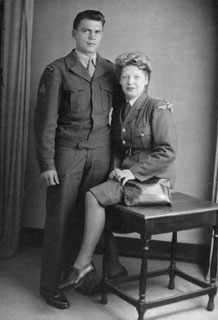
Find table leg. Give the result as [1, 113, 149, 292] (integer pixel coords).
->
[137, 231, 150, 320]
[168, 232, 177, 290]
[207, 220, 218, 311]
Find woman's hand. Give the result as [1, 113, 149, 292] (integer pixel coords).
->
[109, 168, 135, 186]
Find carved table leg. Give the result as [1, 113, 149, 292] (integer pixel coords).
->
[207, 219, 218, 311]
[168, 232, 177, 290]
[137, 231, 151, 320]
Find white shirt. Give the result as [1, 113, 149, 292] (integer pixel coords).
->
[75, 50, 97, 68]
[127, 95, 141, 107]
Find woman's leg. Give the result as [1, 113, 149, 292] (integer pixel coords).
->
[73, 191, 106, 269]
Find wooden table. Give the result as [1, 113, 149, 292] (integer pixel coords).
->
[101, 192, 218, 320]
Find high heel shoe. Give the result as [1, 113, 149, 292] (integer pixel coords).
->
[58, 262, 96, 290]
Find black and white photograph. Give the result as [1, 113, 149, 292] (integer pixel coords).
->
[0, 1, 218, 319]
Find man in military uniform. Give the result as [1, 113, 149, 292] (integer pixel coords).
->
[34, 10, 125, 309]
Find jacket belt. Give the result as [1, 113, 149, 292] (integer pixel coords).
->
[125, 147, 141, 156]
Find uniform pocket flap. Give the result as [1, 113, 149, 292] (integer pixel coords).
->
[99, 81, 113, 92]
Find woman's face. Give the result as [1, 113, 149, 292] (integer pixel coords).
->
[120, 65, 148, 100]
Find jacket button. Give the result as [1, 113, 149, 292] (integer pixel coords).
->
[122, 140, 126, 145]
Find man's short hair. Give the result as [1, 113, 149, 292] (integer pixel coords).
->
[73, 10, 105, 29]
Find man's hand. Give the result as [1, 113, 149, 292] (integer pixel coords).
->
[41, 170, 59, 186]
[109, 168, 135, 186]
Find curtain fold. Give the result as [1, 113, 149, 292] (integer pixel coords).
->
[0, 0, 34, 259]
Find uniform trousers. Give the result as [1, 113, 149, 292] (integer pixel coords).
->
[40, 144, 111, 291]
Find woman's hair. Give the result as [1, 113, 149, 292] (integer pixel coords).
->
[115, 52, 152, 81]
[73, 10, 105, 30]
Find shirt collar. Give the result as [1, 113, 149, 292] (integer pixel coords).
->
[75, 49, 97, 68]
[127, 95, 141, 107]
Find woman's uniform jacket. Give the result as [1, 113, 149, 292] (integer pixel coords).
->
[111, 91, 177, 188]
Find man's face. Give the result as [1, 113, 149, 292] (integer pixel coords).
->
[72, 19, 103, 56]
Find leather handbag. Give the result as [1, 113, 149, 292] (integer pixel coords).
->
[123, 178, 171, 206]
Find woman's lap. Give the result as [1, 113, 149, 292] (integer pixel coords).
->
[89, 180, 123, 207]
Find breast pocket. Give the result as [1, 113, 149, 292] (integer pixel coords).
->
[63, 83, 89, 113]
[100, 81, 113, 112]
[131, 126, 152, 149]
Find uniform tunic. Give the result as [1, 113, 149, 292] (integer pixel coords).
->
[34, 50, 123, 291]
[34, 49, 122, 172]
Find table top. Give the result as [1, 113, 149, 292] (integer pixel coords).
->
[113, 192, 218, 220]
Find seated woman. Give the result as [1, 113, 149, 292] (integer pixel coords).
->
[58, 51, 177, 290]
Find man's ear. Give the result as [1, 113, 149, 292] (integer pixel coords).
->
[72, 29, 76, 39]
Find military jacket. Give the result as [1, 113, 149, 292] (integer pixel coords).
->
[111, 92, 177, 188]
[34, 50, 123, 172]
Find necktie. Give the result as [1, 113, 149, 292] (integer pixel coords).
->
[87, 58, 95, 77]
[122, 102, 131, 121]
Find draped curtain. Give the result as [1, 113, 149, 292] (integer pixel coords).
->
[0, 0, 34, 259]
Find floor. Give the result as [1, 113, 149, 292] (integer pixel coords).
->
[0, 247, 217, 320]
